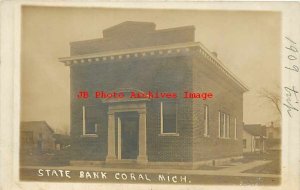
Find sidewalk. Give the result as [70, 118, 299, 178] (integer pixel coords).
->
[21, 160, 279, 178]
[218, 160, 271, 173]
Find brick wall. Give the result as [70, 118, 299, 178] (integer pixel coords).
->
[191, 55, 244, 161]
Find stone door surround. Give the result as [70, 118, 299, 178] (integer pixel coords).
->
[105, 101, 148, 163]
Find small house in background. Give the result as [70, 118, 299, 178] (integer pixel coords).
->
[266, 121, 281, 150]
[243, 124, 267, 153]
[20, 121, 55, 154]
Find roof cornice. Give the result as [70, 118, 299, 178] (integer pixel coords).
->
[58, 41, 248, 92]
[58, 42, 198, 66]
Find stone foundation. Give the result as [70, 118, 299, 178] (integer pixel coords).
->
[69, 156, 243, 169]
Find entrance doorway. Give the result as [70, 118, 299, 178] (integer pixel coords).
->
[117, 112, 139, 159]
[105, 98, 148, 163]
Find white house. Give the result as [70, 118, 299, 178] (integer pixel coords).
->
[243, 124, 267, 153]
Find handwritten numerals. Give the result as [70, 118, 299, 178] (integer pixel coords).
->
[285, 37, 299, 72]
[283, 37, 299, 118]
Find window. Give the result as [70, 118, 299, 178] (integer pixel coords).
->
[82, 106, 98, 135]
[204, 105, 209, 136]
[234, 118, 237, 139]
[218, 111, 225, 138]
[218, 111, 222, 137]
[222, 113, 226, 138]
[226, 114, 230, 138]
[243, 139, 246, 148]
[219, 111, 231, 138]
[161, 101, 177, 134]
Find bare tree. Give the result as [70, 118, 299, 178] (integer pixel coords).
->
[259, 87, 281, 116]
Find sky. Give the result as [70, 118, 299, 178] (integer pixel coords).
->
[21, 7, 281, 134]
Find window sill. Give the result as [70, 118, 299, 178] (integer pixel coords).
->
[218, 137, 231, 139]
[80, 134, 98, 138]
[158, 133, 179, 137]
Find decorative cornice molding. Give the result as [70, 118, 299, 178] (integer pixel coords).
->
[58, 42, 198, 66]
[59, 41, 248, 92]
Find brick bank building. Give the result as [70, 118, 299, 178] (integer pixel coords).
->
[59, 21, 248, 167]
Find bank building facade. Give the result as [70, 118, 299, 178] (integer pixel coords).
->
[59, 21, 248, 168]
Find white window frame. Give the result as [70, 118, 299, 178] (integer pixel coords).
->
[159, 102, 179, 136]
[218, 111, 221, 138]
[81, 105, 98, 137]
[234, 117, 237, 140]
[204, 105, 209, 137]
[219, 111, 232, 139]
